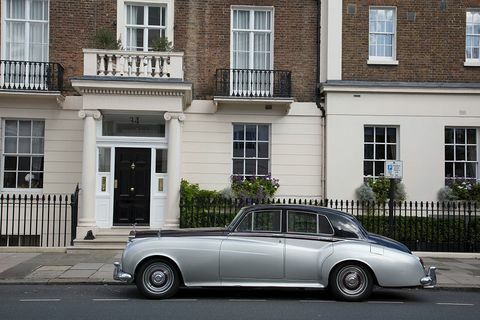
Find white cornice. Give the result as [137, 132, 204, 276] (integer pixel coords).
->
[322, 85, 480, 95]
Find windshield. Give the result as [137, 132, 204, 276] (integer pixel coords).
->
[227, 207, 246, 231]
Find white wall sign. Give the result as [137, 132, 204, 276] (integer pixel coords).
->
[384, 160, 403, 179]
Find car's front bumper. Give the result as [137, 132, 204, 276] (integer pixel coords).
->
[113, 262, 133, 282]
[420, 266, 437, 287]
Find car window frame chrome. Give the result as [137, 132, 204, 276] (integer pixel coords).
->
[234, 209, 283, 234]
[285, 209, 335, 237]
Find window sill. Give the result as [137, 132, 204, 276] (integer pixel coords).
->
[464, 60, 480, 67]
[367, 59, 399, 66]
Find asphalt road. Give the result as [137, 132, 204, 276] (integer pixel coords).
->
[0, 285, 478, 320]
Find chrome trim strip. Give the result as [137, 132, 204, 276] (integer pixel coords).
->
[420, 266, 437, 287]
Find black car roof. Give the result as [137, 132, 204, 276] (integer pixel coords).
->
[243, 204, 357, 221]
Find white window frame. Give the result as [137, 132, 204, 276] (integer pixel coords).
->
[117, 0, 174, 51]
[363, 125, 399, 179]
[232, 123, 271, 179]
[1, 119, 45, 191]
[444, 127, 479, 183]
[1, 0, 49, 62]
[465, 10, 480, 67]
[367, 6, 398, 65]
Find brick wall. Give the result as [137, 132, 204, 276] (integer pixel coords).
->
[175, 0, 318, 101]
[49, 0, 117, 93]
[342, 0, 480, 82]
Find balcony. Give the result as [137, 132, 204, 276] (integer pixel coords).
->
[0, 60, 64, 92]
[83, 49, 184, 80]
[71, 49, 192, 111]
[214, 68, 293, 113]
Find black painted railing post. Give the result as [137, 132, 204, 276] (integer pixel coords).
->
[70, 184, 80, 246]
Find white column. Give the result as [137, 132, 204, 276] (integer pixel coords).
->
[164, 112, 185, 228]
[77, 110, 101, 238]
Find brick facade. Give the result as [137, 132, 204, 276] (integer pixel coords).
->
[342, 0, 480, 82]
[175, 0, 318, 101]
[32, 0, 317, 100]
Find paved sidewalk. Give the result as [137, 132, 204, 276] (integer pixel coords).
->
[0, 249, 479, 289]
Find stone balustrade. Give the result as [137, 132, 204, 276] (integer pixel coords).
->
[83, 49, 184, 80]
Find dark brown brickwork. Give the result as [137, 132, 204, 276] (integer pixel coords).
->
[342, 0, 480, 82]
[1, 1, 317, 99]
[49, 0, 117, 93]
[174, 0, 318, 101]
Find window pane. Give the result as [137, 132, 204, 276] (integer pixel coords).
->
[32, 121, 45, 137]
[386, 144, 396, 160]
[364, 127, 374, 142]
[258, 125, 269, 141]
[5, 120, 18, 136]
[364, 161, 373, 176]
[467, 146, 477, 161]
[386, 128, 396, 143]
[288, 211, 317, 234]
[245, 159, 256, 175]
[466, 163, 477, 178]
[99, 148, 111, 172]
[148, 6, 161, 26]
[375, 144, 385, 159]
[31, 172, 43, 188]
[237, 212, 253, 231]
[445, 145, 454, 161]
[456, 146, 466, 161]
[245, 125, 257, 140]
[445, 128, 454, 143]
[233, 159, 244, 174]
[32, 157, 43, 171]
[233, 125, 244, 140]
[18, 138, 31, 153]
[32, 138, 44, 154]
[258, 142, 268, 158]
[318, 215, 333, 234]
[245, 142, 256, 157]
[18, 157, 31, 171]
[5, 137, 17, 153]
[455, 129, 465, 144]
[467, 129, 477, 144]
[375, 127, 385, 142]
[233, 142, 244, 157]
[4, 156, 17, 170]
[364, 144, 374, 159]
[254, 211, 281, 232]
[455, 163, 465, 177]
[3, 172, 17, 188]
[375, 161, 384, 177]
[445, 162, 454, 178]
[17, 171, 30, 188]
[257, 159, 268, 175]
[19, 120, 31, 136]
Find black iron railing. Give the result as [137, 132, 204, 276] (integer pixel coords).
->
[215, 68, 291, 98]
[0, 60, 64, 91]
[180, 197, 480, 253]
[0, 186, 79, 247]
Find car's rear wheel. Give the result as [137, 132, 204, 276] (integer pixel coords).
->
[136, 259, 180, 299]
[330, 263, 373, 301]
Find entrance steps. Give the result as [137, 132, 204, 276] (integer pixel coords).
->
[69, 227, 151, 251]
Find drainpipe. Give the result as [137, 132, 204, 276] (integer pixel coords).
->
[316, 0, 327, 200]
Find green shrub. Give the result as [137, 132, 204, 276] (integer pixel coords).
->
[151, 37, 173, 51]
[440, 181, 480, 203]
[357, 177, 406, 202]
[92, 27, 122, 50]
[230, 175, 280, 201]
[180, 179, 221, 201]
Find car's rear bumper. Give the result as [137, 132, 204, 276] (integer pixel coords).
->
[420, 266, 437, 287]
[113, 262, 133, 282]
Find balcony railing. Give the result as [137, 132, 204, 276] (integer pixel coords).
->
[83, 49, 184, 80]
[0, 60, 64, 92]
[215, 68, 292, 98]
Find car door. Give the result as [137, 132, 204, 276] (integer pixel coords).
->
[220, 209, 284, 283]
[284, 210, 334, 284]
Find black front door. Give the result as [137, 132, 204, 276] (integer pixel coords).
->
[114, 148, 151, 225]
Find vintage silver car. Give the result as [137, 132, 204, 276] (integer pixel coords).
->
[114, 204, 436, 301]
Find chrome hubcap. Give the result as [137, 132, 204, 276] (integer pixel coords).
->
[143, 262, 174, 294]
[337, 266, 368, 296]
[151, 271, 167, 286]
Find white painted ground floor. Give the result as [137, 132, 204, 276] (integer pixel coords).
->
[323, 82, 480, 202]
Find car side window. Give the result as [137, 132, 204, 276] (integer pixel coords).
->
[236, 210, 281, 232]
[287, 210, 334, 235]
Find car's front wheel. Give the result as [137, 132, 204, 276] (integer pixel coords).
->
[330, 263, 373, 301]
[136, 259, 180, 299]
